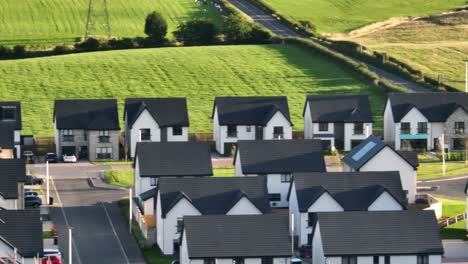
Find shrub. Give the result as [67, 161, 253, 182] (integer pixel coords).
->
[108, 38, 136, 49]
[0, 45, 13, 59]
[174, 19, 219, 45]
[75, 38, 100, 52]
[144, 11, 168, 42]
[13, 45, 27, 58]
[53, 45, 70, 55]
[222, 14, 252, 43]
[248, 24, 272, 44]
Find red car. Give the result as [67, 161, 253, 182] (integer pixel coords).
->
[42, 256, 62, 264]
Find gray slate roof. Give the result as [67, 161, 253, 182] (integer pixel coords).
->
[236, 140, 326, 174]
[125, 98, 189, 128]
[159, 176, 270, 217]
[292, 172, 406, 212]
[213, 96, 292, 126]
[305, 94, 373, 122]
[135, 142, 213, 177]
[0, 159, 26, 199]
[184, 214, 291, 258]
[0, 102, 22, 130]
[0, 123, 15, 148]
[0, 210, 43, 257]
[54, 99, 120, 130]
[342, 135, 418, 170]
[387, 92, 468, 122]
[316, 210, 444, 256]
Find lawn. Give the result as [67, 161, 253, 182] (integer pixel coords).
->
[0, 0, 223, 47]
[104, 169, 134, 187]
[262, 0, 465, 33]
[418, 161, 468, 180]
[437, 197, 467, 239]
[213, 167, 235, 176]
[0, 44, 385, 136]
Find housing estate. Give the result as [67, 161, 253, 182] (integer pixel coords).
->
[212, 96, 293, 155]
[234, 139, 326, 207]
[0, 159, 26, 209]
[304, 95, 373, 151]
[53, 99, 120, 161]
[124, 98, 189, 158]
[0, 102, 22, 158]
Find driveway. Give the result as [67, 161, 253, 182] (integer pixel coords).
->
[418, 175, 468, 200]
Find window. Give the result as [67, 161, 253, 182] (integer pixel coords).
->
[232, 258, 244, 264]
[373, 256, 379, 264]
[400, 122, 411, 134]
[417, 255, 429, 264]
[453, 138, 465, 150]
[353, 123, 364, 135]
[262, 257, 273, 264]
[455, 122, 465, 134]
[204, 258, 215, 264]
[173, 126, 183, 136]
[281, 174, 291, 183]
[227, 125, 237, 138]
[342, 256, 357, 264]
[318, 123, 328, 132]
[84, 132, 88, 141]
[268, 193, 281, 202]
[99, 130, 110, 143]
[246, 126, 251, 132]
[417, 122, 428, 134]
[96, 147, 112, 159]
[1, 106, 16, 121]
[273, 126, 284, 139]
[176, 217, 184, 233]
[140, 129, 151, 141]
[62, 129, 74, 142]
[384, 256, 390, 264]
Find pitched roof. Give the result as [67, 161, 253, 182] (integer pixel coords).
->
[316, 210, 444, 256]
[342, 135, 418, 170]
[159, 177, 270, 217]
[0, 210, 43, 257]
[135, 142, 213, 177]
[0, 159, 26, 199]
[387, 93, 468, 122]
[236, 140, 326, 174]
[183, 214, 291, 258]
[213, 96, 292, 126]
[292, 172, 406, 212]
[0, 102, 22, 130]
[54, 99, 120, 130]
[0, 123, 15, 149]
[124, 98, 189, 128]
[305, 94, 373, 122]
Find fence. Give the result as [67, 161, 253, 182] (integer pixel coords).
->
[131, 198, 156, 244]
[439, 213, 467, 228]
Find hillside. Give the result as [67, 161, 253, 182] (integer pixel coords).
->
[0, 44, 384, 136]
[0, 0, 222, 47]
[261, 0, 466, 33]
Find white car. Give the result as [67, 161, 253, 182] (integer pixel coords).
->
[43, 248, 62, 259]
[25, 191, 39, 197]
[62, 154, 77, 163]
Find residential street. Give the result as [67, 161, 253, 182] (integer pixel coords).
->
[418, 175, 468, 200]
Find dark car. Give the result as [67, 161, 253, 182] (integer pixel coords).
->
[25, 175, 44, 185]
[46, 153, 58, 163]
[299, 245, 312, 259]
[25, 196, 42, 208]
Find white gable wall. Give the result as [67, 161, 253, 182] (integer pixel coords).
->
[368, 191, 404, 211]
[395, 107, 430, 150]
[226, 197, 262, 215]
[289, 182, 301, 237]
[312, 222, 325, 264]
[0, 196, 17, 210]
[304, 102, 313, 139]
[384, 99, 395, 144]
[129, 109, 161, 158]
[166, 126, 189, 142]
[234, 150, 243, 176]
[156, 191, 164, 251]
[344, 122, 373, 151]
[264, 111, 292, 140]
[267, 174, 290, 208]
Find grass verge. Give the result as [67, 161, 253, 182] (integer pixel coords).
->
[213, 167, 235, 177]
[437, 196, 467, 240]
[92, 161, 133, 166]
[43, 231, 53, 239]
[418, 161, 468, 180]
[104, 169, 134, 187]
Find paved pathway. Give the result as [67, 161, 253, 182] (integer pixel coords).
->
[443, 240, 468, 263]
[417, 174, 468, 200]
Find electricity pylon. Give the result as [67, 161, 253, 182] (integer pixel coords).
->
[84, 0, 112, 39]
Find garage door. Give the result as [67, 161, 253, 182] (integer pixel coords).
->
[62, 146, 76, 156]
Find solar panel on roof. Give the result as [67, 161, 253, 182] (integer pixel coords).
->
[352, 141, 377, 161]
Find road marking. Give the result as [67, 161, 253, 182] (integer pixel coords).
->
[101, 203, 130, 264]
[50, 175, 83, 264]
[418, 175, 468, 183]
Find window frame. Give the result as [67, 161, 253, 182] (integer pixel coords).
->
[417, 122, 428, 134]
[455, 122, 465, 134]
[342, 256, 357, 264]
[384, 256, 390, 264]
[96, 147, 112, 159]
[280, 174, 291, 183]
[417, 255, 429, 264]
[232, 258, 244, 264]
[268, 193, 281, 202]
[140, 128, 151, 141]
[150, 177, 158, 186]
[1, 106, 16, 121]
[273, 126, 284, 138]
[373, 256, 379, 264]
[353, 123, 364, 135]
[62, 129, 74, 142]
[318, 122, 329, 132]
[261, 257, 273, 264]
[203, 258, 215, 264]
[99, 130, 110, 143]
[172, 126, 183, 136]
[400, 122, 411, 134]
[246, 126, 251, 132]
[227, 125, 237, 138]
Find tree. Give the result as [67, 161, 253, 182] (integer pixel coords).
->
[174, 19, 219, 45]
[75, 38, 100, 51]
[222, 14, 251, 43]
[144, 11, 168, 42]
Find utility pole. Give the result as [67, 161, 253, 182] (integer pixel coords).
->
[46, 161, 50, 205]
[69, 228, 73, 264]
[129, 188, 133, 234]
[290, 213, 294, 256]
[84, 0, 112, 39]
[441, 133, 446, 176]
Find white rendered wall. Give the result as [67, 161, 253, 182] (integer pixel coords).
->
[263, 111, 292, 140]
[395, 107, 429, 150]
[367, 191, 404, 211]
[304, 102, 313, 139]
[344, 122, 373, 151]
[129, 109, 160, 158]
[384, 99, 395, 144]
[226, 197, 262, 215]
[267, 174, 290, 208]
[166, 126, 189, 142]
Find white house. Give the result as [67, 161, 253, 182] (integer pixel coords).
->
[342, 135, 419, 203]
[212, 96, 293, 156]
[124, 98, 189, 158]
[0, 210, 44, 264]
[288, 171, 406, 246]
[0, 102, 22, 158]
[384, 93, 468, 151]
[155, 177, 270, 255]
[312, 210, 443, 264]
[234, 140, 326, 208]
[304, 95, 373, 151]
[0, 159, 25, 210]
[180, 214, 291, 264]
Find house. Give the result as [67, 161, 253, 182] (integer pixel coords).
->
[124, 98, 189, 158]
[234, 139, 326, 208]
[133, 141, 212, 199]
[312, 210, 443, 264]
[155, 176, 271, 255]
[53, 99, 120, 161]
[384, 92, 468, 151]
[304, 95, 373, 151]
[288, 171, 406, 246]
[180, 214, 292, 264]
[0, 159, 26, 209]
[342, 135, 419, 203]
[0, 210, 43, 263]
[212, 96, 293, 155]
[0, 102, 22, 158]
[465, 181, 468, 232]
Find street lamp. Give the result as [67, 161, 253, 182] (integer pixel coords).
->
[464, 59, 468, 93]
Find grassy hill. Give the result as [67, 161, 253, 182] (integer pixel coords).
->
[261, 0, 466, 33]
[0, 44, 384, 136]
[0, 0, 222, 47]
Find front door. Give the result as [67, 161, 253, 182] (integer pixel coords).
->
[161, 128, 168, 142]
[255, 126, 263, 140]
[79, 146, 88, 159]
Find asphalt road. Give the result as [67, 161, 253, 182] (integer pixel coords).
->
[418, 175, 468, 200]
[227, 0, 430, 93]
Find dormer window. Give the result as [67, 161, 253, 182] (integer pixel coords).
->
[1, 106, 16, 121]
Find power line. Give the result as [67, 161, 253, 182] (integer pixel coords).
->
[84, 0, 112, 39]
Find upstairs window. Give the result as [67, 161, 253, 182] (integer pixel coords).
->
[1, 106, 16, 121]
[99, 130, 110, 143]
[262, 257, 273, 264]
[150, 177, 158, 186]
[62, 129, 74, 142]
[140, 129, 151, 141]
[342, 256, 357, 264]
[173, 126, 183, 136]
[455, 122, 465, 134]
[227, 125, 237, 138]
[354, 123, 364, 135]
[232, 258, 244, 264]
[204, 258, 215, 264]
[417, 255, 428, 264]
[273, 126, 284, 139]
[417, 122, 428, 134]
[318, 123, 328, 132]
[373, 256, 379, 264]
[400, 122, 411, 134]
[385, 256, 390, 264]
[280, 174, 291, 183]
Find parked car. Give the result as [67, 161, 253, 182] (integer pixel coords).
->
[42, 249, 62, 264]
[299, 245, 312, 259]
[25, 175, 44, 185]
[25, 191, 39, 197]
[43, 249, 62, 261]
[62, 154, 77, 163]
[46, 153, 58, 163]
[25, 196, 42, 208]
[23, 150, 34, 159]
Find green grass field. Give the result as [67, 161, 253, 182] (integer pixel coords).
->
[418, 161, 468, 180]
[0, 0, 223, 47]
[104, 169, 134, 187]
[0, 44, 384, 136]
[437, 197, 467, 239]
[262, 0, 465, 33]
